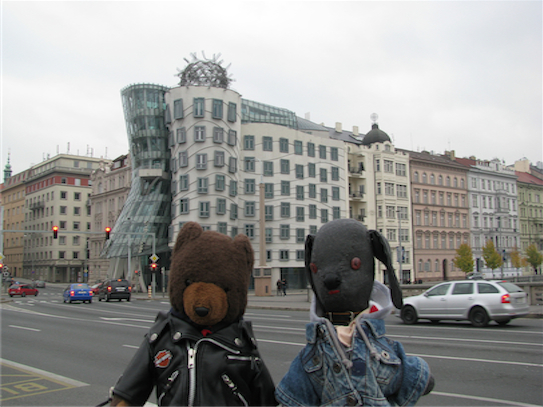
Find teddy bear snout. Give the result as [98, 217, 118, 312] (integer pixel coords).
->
[195, 307, 209, 317]
[183, 282, 228, 326]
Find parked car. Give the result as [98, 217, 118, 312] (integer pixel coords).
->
[466, 272, 485, 280]
[399, 280, 529, 327]
[98, 279, 131, 302]
[63, 283, 93, 304]
[35, 280, 47, 288]
[90, 283, 102, 296]
[8, 284, 39, 297]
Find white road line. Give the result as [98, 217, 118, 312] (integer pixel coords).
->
[101, 317, 155, 323]
[411, 353, 543, 368]
[390, 334, 543, 347]
[123, 344, 140, 349]
[431, 391, 539, 407]
[258, 338, 304, 347]
[0, 358, 88, 387]
[9, 325, 41, 332]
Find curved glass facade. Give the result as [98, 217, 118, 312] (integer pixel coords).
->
[241, 99, 298, 130]
[102, 84, 171, 273]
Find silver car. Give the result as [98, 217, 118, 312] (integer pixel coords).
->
[399, 280, 529, 327]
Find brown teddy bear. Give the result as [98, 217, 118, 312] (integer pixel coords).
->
[109, 222, 277, 406]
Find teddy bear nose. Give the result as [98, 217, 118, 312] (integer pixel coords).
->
[323, 273, 341, 290]
[195, 307, 210, 317]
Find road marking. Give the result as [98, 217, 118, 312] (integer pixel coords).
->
[391, 334, 543, 347]
[8, 325, 41, 332]
[258, 338, 304, 347]
[411, 353, 543, 368]
[100, 317, 155, 323]
[123, 344, 139, 349]
[431, 390, 538, 406]
[0, 359, 88, 402]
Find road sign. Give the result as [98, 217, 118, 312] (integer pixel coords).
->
[150, 254, 159, 263]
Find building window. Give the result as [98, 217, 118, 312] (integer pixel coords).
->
[309, 184, 316, 199]
[214, 151, 225, 167]
[281, 202, 290, 217]
[280, 250, 289, 261]
[332, 186, 340, 201]
[193, 98, 204, 117]
[280, 224, 290, 239]
[263, 161, 273, 176]
[396, 163, 406, 176]
[281, 181, 290, 196]
[397, 184, 407, 198]
[196, 154, 207, 170]
[174, 99, 184, 120]
[229, 180, 237, 197]
[212, 99, 223, 119]
[330, 147, 338, 161]
[296, 206, 305, 222]
[386, 206, 396, 219]
[265, 183, 274, 199]
[179, 175, 188, 192]
[74, 207, 80, 216]
[231, 226, 238, 238]
[307, 142, 315, 157]
[217, 222, 227, 235]
[215, 175, 225, 191]
[228, 157, 237, 173]
[296, 228, 305, 243]
[321, 188, 328, 203]
[179, 151, 188, 167]
[245, 224, 254, 239]
[245, 179, 256, 194]
[309, 204, 317, 219]
[61, 191, 67, 199]
[180, 198, 189, 214]
[331, 167, 339, 181]
[227, 102, 237, 122]
[266, 228, 273, 243]
[281, 159, 290, 174]
[296, 185, 304, 200]
[199, 201, 210, 218]
[277, 137, 288, 153]
[245, 157, 255, 172]
[60, 206, 67, 215]
[333, 206, 340, 220]
[377, 182, 382, 195]
[227, 129, 237, 146]
[385, 183, 394, 196]
[308, 163, 316, 178]
[244, 135, 255, 150]
[216, 198, 226, 215]
[321, 209, 328, 223]
[73, 222, 80, 230]
[295, 164, 304, 179]
[265, 205, 273, 221]
[194, 126, 206, 142]
[197, 178, 208, 193]
[176, 127, 186, 144]
[320, 168, 327, 183]
[294, 140, 303, 155]
[384, 160, 394, 173]
[230, 203, 238, 220]
[263, 136, 273, 151]
[213, 127, 224, 143]
[245, 201, 256, 217]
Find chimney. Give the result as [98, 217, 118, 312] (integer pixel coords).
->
[335, 122, 342, 133]
[353, 126, 359, 136]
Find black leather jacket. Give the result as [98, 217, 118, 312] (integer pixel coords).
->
[112, 310, 277, 406]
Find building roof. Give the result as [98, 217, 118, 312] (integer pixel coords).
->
[296, 116, 329, 132]
[408, 150, 470, 170]
[515, 171, 543, 186]
[361, 123, 391, 145]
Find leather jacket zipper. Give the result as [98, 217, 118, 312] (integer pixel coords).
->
[186, 338, 242, 406]
[222, 373, 249, 407]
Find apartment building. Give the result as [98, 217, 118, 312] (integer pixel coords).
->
[23, 154, 102, 282]
[408, 151, 470, 282]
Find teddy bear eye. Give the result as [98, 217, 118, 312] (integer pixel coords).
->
[224, 287, 230, 293]
[185, 279, 192, 286]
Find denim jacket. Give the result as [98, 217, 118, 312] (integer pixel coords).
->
[276, 283, 432, 406]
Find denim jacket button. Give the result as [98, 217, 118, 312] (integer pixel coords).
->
[346, 395, 357, 406]
[312, 356, 320, 365]
[333, 363, 341, 373]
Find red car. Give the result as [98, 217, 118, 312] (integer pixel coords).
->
[8, 283, 39, 297]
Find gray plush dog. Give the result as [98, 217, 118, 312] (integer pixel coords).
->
[276, 219, 434, 406]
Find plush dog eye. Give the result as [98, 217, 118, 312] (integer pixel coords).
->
[351, 257, 361, 270]
[310, 263, 318, 274]
[185, 279, 192, 286]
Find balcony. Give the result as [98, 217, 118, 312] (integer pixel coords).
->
[350, 192, 365, 200]
[29, 201, 44, 211]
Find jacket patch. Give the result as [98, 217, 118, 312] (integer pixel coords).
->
[154, 350, 173, 368]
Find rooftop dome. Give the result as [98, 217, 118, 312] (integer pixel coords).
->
[176, 52, 233, 89]
[361, 122, 391, 146]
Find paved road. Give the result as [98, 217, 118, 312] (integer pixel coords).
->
[1, 285, 542, 406]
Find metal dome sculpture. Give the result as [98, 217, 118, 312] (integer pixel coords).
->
[176, 52, 234, 89]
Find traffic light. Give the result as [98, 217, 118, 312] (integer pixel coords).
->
[0, 264, 3, 271]
[150, 263, 158, 271]
[52, 225, 59, 239]
[105, 226, 111, 240]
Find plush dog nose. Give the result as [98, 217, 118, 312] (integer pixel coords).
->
[323, 273, 341, 290]
[195, 307, 209, 317]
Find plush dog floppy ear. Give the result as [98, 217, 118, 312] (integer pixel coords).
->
[369, 230, 403, 309]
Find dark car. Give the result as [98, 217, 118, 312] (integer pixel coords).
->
[8, 284, 39, 297]
[98, 279, 131, 302]
[63, 283, 93, 304]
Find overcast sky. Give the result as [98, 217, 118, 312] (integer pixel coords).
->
[1, 1, 541, 176]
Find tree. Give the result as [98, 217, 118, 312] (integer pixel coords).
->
[525, 244, 543, 275]
[510, 246, 528, 271]
[453, 244, 475, 274]
[482, 240, 503, 273]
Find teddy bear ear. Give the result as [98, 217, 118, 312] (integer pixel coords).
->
[173, 222, 203, 254]
[233, 234, 254, 276]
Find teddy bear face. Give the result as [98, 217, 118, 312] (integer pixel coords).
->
[307, 219, 375, 314]
[168, 222, 254, 326]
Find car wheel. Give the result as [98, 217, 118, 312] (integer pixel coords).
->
[469, 307, 489, 327]
[21, 292, 26, 297]
[401, 305, 418, 325]
[127, 297, 131, 302]
[9, 294, 13, 297]
[497, 319, 511, 326]
[34, 292, 38, 296]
